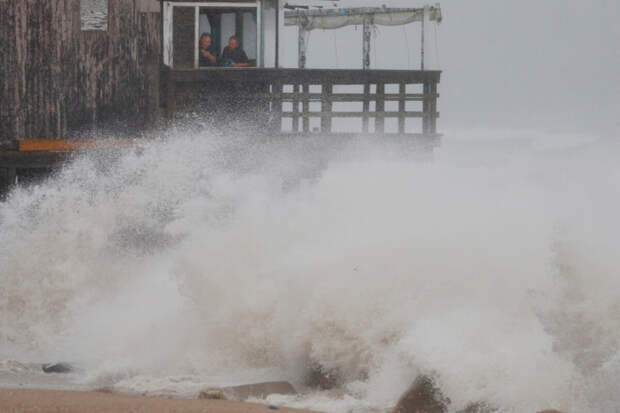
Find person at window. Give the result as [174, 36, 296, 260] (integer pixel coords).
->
[220, 36, 249, 67]
[199, 33, 218, 67]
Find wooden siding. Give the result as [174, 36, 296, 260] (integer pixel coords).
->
[172, 6, 195, 69]
[137, 0, 160, 12]
[0, 0, 161, 141]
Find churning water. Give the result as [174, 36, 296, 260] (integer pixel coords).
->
[0, 128, 619, 412]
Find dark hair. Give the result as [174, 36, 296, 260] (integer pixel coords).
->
[229, 35, 240, 43]
[200, 33, 212, 42]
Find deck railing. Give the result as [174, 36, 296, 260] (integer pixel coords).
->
[165, 68, 441, 136]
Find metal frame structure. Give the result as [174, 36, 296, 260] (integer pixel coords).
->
[284, 4, 442, 70]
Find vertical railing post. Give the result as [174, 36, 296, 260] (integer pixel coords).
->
[430, 80, 438, 135]
[362, 81, 370, 133]
[292, 83, 300, 132]
[302, 82, 310, 132]
[321, 81, 332, 133]
[376, 81, 385, 134]
[422, 80, 430, 135]
[398, 81, 406, 134]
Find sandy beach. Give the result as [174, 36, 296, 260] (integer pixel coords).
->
[0, 388, 319, 413]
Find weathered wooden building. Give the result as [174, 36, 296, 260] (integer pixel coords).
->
[0, 0, 161, 141]
[1, 0, 442, 195]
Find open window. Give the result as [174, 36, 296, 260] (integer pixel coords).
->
[163, 1, 264, 69]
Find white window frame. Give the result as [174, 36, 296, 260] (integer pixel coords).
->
[163, 1, 263, 69]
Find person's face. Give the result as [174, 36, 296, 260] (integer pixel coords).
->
[229, 38, 239, 50]
[200, 36, 211, 49]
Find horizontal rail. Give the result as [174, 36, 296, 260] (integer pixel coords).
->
[279, 93, 439, 102]
[167, 68, 442, 84]
[281, 111, 440, 118]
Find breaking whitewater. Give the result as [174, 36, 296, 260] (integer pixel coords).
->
[1, 128, 619, 412]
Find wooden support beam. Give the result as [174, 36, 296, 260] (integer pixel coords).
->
[167, 68, 441, 84]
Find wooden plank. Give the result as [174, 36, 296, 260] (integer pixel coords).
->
[197, 92, 438, 102]
[168, 68, 442, 84]
[16, 139, 137, 152]
[278, 93, 436, 102]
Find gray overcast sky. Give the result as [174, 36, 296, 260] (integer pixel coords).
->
[281, 0, 619, 135]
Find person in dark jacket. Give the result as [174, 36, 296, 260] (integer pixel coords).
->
[220, 36, 249, 67]
[199, 33, 218, 67]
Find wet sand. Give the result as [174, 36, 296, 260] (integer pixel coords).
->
[0, 388, 319, 413]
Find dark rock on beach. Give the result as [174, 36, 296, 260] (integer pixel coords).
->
[305, 364, 340, 390]
[392, 375, 450, 413]
[41, 363, 73, 374]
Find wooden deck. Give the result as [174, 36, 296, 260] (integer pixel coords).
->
[2, 68, 441, 197]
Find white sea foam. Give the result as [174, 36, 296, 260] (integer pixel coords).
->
[0, 129, 619, 412]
